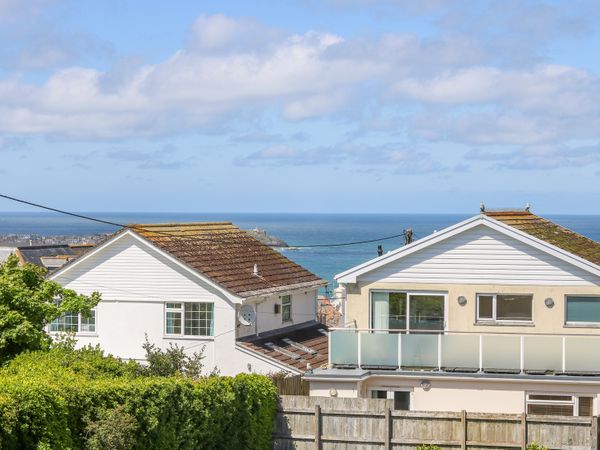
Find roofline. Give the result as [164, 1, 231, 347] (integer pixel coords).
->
[240, 280, 328, 298]
[335, 214, 600, 283]
[49, 229, 244, 304]
[303, 369, 600, 385]
[235, 343, 303, 375]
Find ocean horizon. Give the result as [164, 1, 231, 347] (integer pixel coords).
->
[1, 211, 599, 286]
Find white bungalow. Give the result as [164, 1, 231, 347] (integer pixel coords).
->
[49, 222, 328, 375]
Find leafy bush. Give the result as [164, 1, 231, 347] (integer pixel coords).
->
[140, 335, 205, 379]
[526, 444, 549, 450]
[0, 346, 277, 450]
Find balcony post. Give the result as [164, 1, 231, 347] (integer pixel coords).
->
[357, 331, 362, 368]
[328, 330, 331, 367]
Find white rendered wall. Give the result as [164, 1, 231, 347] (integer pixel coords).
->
[51, 233, 287, 375]
[237, 289, 318, 338]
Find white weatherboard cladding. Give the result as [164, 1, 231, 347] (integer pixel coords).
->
[360, 225, 600, 286]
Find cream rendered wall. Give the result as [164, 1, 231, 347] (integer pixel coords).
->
[343, 225, 600, 333]
[52, 233, 287, 375]
[309, 380, 360, 398]
[237, 289, 317, 338]
[345, 281, 600, 334]
[309, 376, 600, 414]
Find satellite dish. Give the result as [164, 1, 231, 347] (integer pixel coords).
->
[238, 304, 256, 326]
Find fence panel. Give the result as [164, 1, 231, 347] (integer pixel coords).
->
[273, 395, 599, 450]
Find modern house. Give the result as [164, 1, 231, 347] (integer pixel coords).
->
[305, 210, 600, 416]
[49, 222, 328, 375]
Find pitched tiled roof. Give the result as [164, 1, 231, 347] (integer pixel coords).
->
[238, 322, 329, 372]
[131, 222, 326, 297]
[484, 211, 600, 266]
[16, 244, 76, 267]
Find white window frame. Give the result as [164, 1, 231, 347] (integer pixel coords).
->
[564, 295, 600, 327]
[369, 388, 413, 410]
[476, 293, 533, 323]
[164, 302, 214, 337]
[369, 290, 448, 332]
[525, 392, 593, 417]
[48, 308, 97, 335]
[281, 295, 292, 323]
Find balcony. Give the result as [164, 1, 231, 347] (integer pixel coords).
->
[328, 329, 600, 375]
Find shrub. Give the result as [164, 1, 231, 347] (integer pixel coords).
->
[526, 444, 549, 450]
[140, 336, 205, 379]
[0, 347, 277, 450]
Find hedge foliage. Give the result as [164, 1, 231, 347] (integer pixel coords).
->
[0, 346, 277, 450]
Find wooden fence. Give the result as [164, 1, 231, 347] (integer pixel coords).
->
[273, 395, 599, 450]
[272, 375, 310, 396]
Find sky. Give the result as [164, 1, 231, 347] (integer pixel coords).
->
[0, 0, 599, 214]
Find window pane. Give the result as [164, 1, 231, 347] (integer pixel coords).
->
[282, 295, 292, 322]
[80, 310, 96, 333]
[184, 303, 213, 336]
[166, 311, 182, 334]
[389, 293, 407, 330]
[49, 311, 79, 332]
[166, 303, 182, 309]
[394, 391, 410, 411]
[579, 397, 593, 416]
[497, 295, 532, 321]
[478, 295, 494, 319]
[566, 297, 600, 323]
[409, 295, 444, 330]
[527, 404, 573, 416]
[529, 394, 572, 402]
[371, 390, 387, 399]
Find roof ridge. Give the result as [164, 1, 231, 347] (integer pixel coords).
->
[128, 221, 234, 227]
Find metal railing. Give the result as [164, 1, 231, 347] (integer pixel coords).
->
[328, 328, 600, 374]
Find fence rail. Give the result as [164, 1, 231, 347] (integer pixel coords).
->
[274, 395, 600, 450]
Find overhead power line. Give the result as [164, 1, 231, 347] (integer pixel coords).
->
[0, 193, 413, 248]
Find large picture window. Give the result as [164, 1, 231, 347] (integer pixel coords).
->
[49, 310, 96, 333]
[477, 294, 532, 322]
[165, 302, 213, 337]
[371, 291, 445, 331]
[566, 296, 600, 324]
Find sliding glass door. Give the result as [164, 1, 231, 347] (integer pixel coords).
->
[371, 291, 445, 332]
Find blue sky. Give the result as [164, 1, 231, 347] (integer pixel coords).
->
[0, 0, 599, 214]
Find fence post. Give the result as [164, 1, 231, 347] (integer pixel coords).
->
[385, 407, 392, 450]
[521, 412, 527, 450]
[315, 404, 322, 450]
[591, 416, 598, 450]
[461, 410, 467, 450]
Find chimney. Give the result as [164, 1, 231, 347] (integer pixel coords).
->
[253, 263, 259, 276]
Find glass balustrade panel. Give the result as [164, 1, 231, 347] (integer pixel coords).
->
[565, 337, 600, 373]
[482, 335, 521, 371]
[401, 334, 438, 368]
[330, 331, 359, 366]
[523, 336, 562, 372]
[441, 335, 480, 369]
[360, 332, 399, 368]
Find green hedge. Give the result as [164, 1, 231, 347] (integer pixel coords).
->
[0, 348, 277, 450]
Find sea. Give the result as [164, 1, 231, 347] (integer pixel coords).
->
[1, 212, 600, 290]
